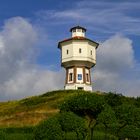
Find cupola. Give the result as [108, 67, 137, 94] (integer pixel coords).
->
[70, 26, 86, 37]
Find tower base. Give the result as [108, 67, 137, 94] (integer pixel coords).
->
[65, 84, 92, 91]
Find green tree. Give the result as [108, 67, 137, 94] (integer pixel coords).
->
[119, 125, 140, 139]
[114, 104, 139, 138]
[97, 105, 117, 136]
[0, 130, 6, 140]
[34, 116, 64, 140]
[104, 92, 123, 107]
[135, 97, 140, 107]
[58, 112, 86, 140]
[34, 112, 86, 140]
[60, 93, 105, 140]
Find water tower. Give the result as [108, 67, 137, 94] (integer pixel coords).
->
[58, 26, 99, 91]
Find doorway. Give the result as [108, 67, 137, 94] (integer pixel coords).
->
[77, 87, 84, 90]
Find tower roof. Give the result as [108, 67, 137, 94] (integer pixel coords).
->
[58, 36, 99, 49]
[70, 26, 87, 32]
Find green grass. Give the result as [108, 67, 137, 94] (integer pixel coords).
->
[0, 129, 118, 140]
[6, 133, 34, 140]
[0, 90, 119, 139]
[93, 131, 118, 140]
[0, 90, 93, 127]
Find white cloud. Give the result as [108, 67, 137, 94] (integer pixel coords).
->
[0, 17, 64, 101]
[96, 34, 134, 72]
[93, 34, 140, 96]
[1, 68, 64, 100]
[36, 1, 140, 36]
[0, 16, 139, 101]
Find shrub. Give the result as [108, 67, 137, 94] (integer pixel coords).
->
[34, 112, 86, 140]
[34, 116, 64, 140]
[58, 112, 86, 140]
[59, 93, 105, 140]
[0, 130, 6, 140]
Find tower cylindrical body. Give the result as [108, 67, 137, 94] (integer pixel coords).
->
[58, 26, 99, 91]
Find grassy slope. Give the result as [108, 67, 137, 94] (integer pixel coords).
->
[0, 90, 88, 127]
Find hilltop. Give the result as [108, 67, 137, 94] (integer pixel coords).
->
[0, 90, 140, 140]
[0, 90, 97, 127]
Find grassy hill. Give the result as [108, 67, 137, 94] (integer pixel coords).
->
[0, 90, 139, 140]
[0, 90, 93, 127]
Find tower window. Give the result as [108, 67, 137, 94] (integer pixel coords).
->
[69, 73, 73, 81]
[66, 49, 69, 54]
[79, 48, 82, 53]
[91, 50, 92, 55]
[82, 29, 85, 33]
[77, 29, 81, 32]
[72, 29, 76, 32]
[86, 73, 89, 82]
[78, 74, 82, 80]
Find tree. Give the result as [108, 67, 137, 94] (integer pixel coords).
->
[34, 112, 86, 140]
[119, 125, 140, 139]
[60, 93, 105, 140]
[104, 92, 123, 107]
[0, 130, 6, 140]
[97, 105, 117, 136]
[114, 104, 138, 138]
[58, 112, 86, 140]
[34, 116, 64, 140]
[135, 97, 140, 107]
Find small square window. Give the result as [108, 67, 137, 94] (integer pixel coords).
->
[78, 74, 82, 80]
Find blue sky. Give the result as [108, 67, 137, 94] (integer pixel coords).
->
[0, 0, 140, 100]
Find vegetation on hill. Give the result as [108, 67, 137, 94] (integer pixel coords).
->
[0, 90, 140, 140]
[0, 90, 76, 127]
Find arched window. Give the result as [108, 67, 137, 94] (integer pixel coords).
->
[91, 50, 92, 55]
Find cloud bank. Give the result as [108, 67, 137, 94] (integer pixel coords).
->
[93, 34, 140, 96]
[0, 16, 139, 101]
[36, 1, 140, 37]
[0, 17, 64, 101]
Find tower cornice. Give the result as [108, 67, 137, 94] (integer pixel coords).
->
[58, 36, 99, 49]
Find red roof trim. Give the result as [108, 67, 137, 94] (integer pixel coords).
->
[58, 36, 99, 49]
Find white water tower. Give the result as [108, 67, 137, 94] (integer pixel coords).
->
[58, 26, 99, 91]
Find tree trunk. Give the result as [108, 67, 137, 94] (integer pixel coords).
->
[91, 127, 94, 140]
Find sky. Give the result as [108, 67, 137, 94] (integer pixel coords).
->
[0, 0, 140, 101]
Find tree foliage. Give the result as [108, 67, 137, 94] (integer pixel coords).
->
[58, 112, 86, 139]
[34, 112, 86, 140]
[104, 92, 123, 107]
[34, 116, 63, 140]
[59, 93, 106, 140]
[60, 92, 140, 139]
[97, 105, 117, 130]
[0, 130, 6, 140]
